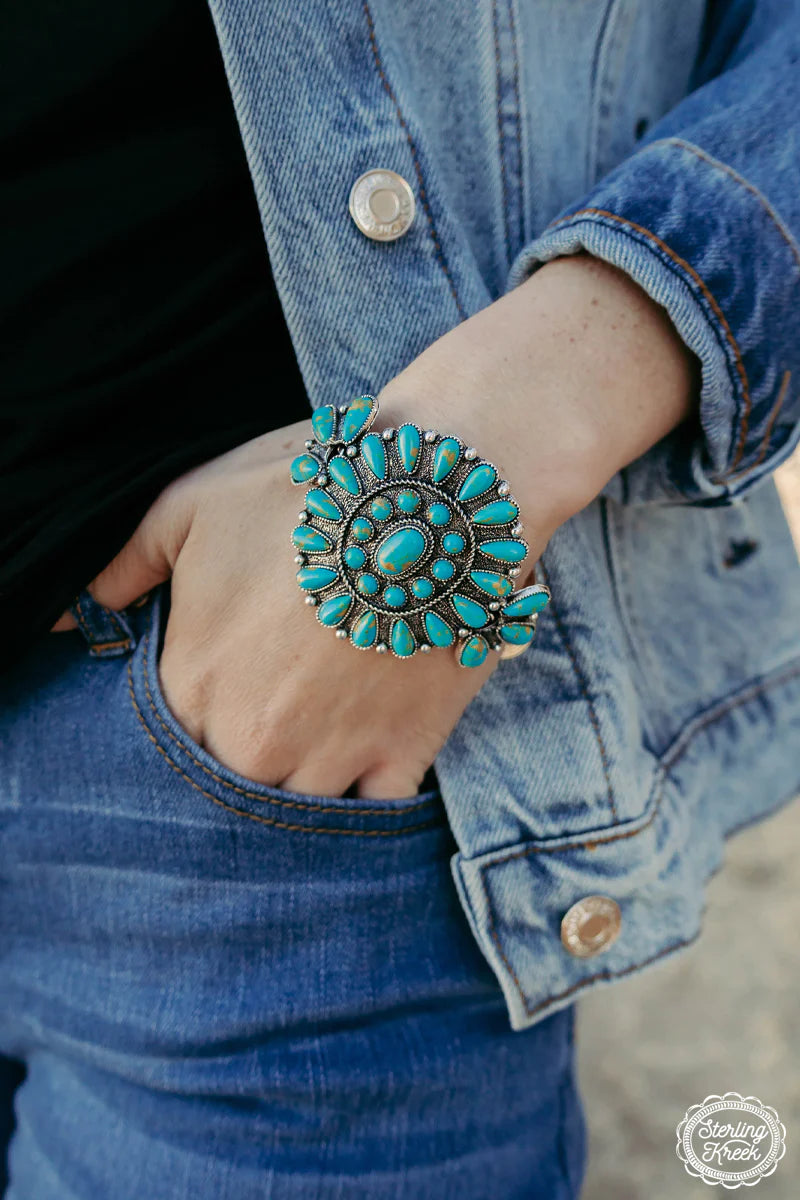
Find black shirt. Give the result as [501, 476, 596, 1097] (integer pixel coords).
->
[1, 1, 311, 669]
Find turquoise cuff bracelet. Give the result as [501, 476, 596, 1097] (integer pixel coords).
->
[289, 394, 550, 667]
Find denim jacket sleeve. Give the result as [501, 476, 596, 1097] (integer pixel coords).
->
[506, 0, 800, 507]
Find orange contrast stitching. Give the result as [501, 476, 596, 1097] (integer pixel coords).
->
[728, 369, 791, 482]
[90, 638, 132, 653]
[362, 1, 467, 322]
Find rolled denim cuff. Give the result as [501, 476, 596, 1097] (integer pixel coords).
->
[506, 138, 800, 507]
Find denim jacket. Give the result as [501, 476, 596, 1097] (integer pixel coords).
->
[207, 0, 800, 1031]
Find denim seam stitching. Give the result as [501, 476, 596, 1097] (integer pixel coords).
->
[727, 368, 792, 482]
[492, 0, 524, 266]
[362, 1, 467, 322]
[130, 626, 436, 818]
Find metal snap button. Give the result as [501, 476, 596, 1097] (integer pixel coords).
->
[348, 169, 416, 241]
[560, 895, 622, 958]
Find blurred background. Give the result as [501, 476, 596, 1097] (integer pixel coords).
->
[579, 447, 800, 1199]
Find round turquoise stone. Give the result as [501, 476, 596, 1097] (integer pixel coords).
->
[340, 394, 374, 442]
[391, 618, 415, 657]
[451, 593, 488, 628]
[328, 456, 361, 495]
[470, 570, 513, 598]
[432, 559, 455, 581]
[499, 623, 536, 646]
[396, 489, 420, 513]
[360, 433, 387, 479]
[424, 612, 454, 647]
[356, 573, 379, 596]
[411, 577, 433, 600]
[479, 538, 527, 563]
[471, 500, 519, 526]
[375, 526, 427, 576]
[305, 489, 342, 522]
[292, 525, 331, 553]
[351, 609, 378, 648]
[458, 463, 497, 501]
[343, 545, 366, 569]
[442, 533, 465, 555]
[290, 453, 320, 484]
[458, 634, 489, 668]
[311, 404, 336, 444]
[432, 438, 460, 482]
[370, 495, 393, 521]
[383, 586, 407, 608]
[426, 503, 450, 526]
[397, 424, 421, 473]
[351, 517, 374, 541]
[503, 587, 550, 618]
[296, 566, 339, 592]
[317, 593, 352, 626]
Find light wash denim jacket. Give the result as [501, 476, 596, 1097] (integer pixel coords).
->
[207, 0, 800, 1031]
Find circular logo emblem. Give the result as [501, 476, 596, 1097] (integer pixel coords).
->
[676, 1093, 785, 1188]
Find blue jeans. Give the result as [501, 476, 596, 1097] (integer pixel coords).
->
[0, 583, 586, 1198]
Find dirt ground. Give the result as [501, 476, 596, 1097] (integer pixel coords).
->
[578, 448, 800, 1199]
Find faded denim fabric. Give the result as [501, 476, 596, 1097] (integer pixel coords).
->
[203, 0, 800, 1032]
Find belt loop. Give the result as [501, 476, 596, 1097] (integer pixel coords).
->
[68, 587, 140, 657]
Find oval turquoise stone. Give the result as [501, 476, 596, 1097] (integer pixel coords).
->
[432, 438, 460, 482]
[458, 634, 489, 668]
[370, 495, 393, 521]
[296, 566, 339, 592]
[432, 559, 455, 581]
[470, 570, 513, 598]
[471, 500, 519, 525]
[424, 612, 454, 647]
[391, 618, 415, 658]
[328, 456, 361, 495]
[351, 609, 378, 648]
[458, 463, 496, 501]
[305, 489, 342, 522]
[351, 517, 374, 541]
[500, 623, 536, 646]
[397, 423, 421, 473]
[375, 526, 427, 576]
[290, 453, 320, 484]
[479, 538, 527, 563]
[411, 577, 433, 600]
[426, 503, 450, 526]
[356, 573, 379, 596]
[396, 489, 420, 513]
[311, 404, 336, 444]
[442, 533, 465, 554]
[292, 525, 331, 553]
[343, 545, 366, 569]
[503, 587, 550, 618]
[340, 394, 375, 442]
[450, 593, 488, 628]
[383, 586, 407, 608]
[360, 433, 386, 479]
[317, 593, 352, 626]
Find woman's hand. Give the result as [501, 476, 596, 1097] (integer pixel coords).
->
[51, 254, 696, 798]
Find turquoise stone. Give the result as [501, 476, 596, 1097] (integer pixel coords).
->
[503, 587, 550, 618]
[351, 517, 374, 541]
[375, 526, 427, 576]
[356, 573, 379, 596]
[397, 423, 421, 473]
[470, 570, 513, 598]
[351, 609, 378, 648]
[317, 593, 352, 626]
[370, 495, 393, 521]
[290, 453, 319, 484]
[424, 612, 454, 647]
[397, 489, 420, 513]
[471, 500, 519, 525]
[343, 545, 366, 569]
[459, 634, 489, 668]
[432, 559, 455, 581]
[305, 489, 342, 522]
[411, 577, 433, 600]
[426, 503, 450, 526]
[311, 405, 336, 444]
[500, 623, 536, 646]
[451, 593, 489, 628]
[328, 456, 361, 495]
[296, 566, 339, 591]
[442, 533, 465, 554]
[340, 394, 375, 442]
[391, 618, 415, 657]
[432, 438, 460, 482]
[292, 525, 331, 553]
[458, 463, 496, 501]
[360, 433, 386, 479]
[383, 586, 407, 608]
[479, 538, 527, 563]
